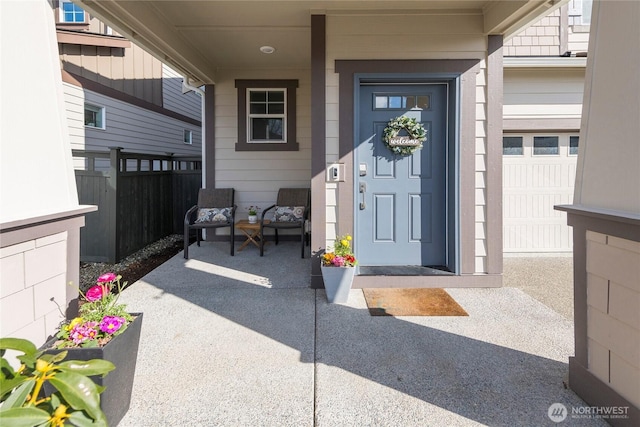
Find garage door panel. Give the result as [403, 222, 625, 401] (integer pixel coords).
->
[503, 134, 577, 253]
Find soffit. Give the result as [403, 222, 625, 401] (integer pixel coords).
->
[77, 1, 566, 85]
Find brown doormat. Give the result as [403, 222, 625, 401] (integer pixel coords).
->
[363, 288, 468, 316]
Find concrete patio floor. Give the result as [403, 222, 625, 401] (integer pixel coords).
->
[116, 242, 606, 426]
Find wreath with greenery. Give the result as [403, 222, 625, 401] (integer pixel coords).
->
[382, 116, 427, 156]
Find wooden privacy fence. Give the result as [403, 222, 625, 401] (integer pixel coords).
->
[74, 148, 201, 263]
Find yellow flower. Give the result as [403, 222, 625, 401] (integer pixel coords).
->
[65, 317, 82, 331]
[50, 404, 70, 427]
[346, 235, 352, 241]
[36, 359, 54, 374]
[340, 239, 348, 247]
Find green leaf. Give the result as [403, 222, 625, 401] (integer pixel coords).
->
[68, 409, 108, 427]
[0, 407, 50, 427]
[1, 380, 34, 408]
[50, 392, 63, 409]
[0, 338, 37, 356]
[1, 355, 18, 377]
[81, 340, 99, 349]
[48, 371, 104, 420]
[0, 377, 28, 402]
[15, 349, 39, 371]
[39, 351, 69, 364]
[58, 359, 115, 377]
[0, 360, 32, 402]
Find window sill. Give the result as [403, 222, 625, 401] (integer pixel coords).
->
[235, 141, 299, 152]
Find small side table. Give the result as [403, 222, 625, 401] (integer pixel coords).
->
[235, 219, 270, 252]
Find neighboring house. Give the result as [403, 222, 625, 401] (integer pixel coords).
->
[54, 0, 203, 161]
[54, 1, 205, 262]
[502, 0, 590, 255]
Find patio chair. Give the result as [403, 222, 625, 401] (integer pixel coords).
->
[184, 188, 236, 258]
[260, 188, 310, 258]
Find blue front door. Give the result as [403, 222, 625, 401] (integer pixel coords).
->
[356, 83, 448, 267]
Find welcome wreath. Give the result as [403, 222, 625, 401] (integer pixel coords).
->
[382, 116, 427, 156]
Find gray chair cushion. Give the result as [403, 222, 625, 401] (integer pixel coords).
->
[271, 206, 305, 222]
[195, 207, 233, 223]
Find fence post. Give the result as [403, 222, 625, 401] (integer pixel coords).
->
[165, 153, 174, 172]
[108, 147, 122, 263]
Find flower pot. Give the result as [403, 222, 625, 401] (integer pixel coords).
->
[321, 266, 355, 303]
[248, 214, 257, 224]
[42, 313, 143, 427]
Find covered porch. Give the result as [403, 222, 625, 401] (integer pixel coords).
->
[114, 241, 603, 426]
[75, 0, 570, 289]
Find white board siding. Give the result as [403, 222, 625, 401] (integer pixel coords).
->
[64, 83, 87, 155]
[63, 82, 202, 164]
[503, 134, 577, 253]
[213, 69, 312, 221]
[326, 13, 490, 272]
[504, 69, 585, 121]
[162, 64, 201, 121]
[568, 31, 590, 53]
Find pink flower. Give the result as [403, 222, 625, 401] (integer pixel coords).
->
[70, 322, 97, 344]
[97, 272, 117, 283]
[99, 316, 125, 334]
[332, 256, 345, 267]
[86, 285, 108, 302]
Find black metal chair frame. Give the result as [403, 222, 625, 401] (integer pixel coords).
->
[260, 188, 310, 258]
[184, 188, 236, 258]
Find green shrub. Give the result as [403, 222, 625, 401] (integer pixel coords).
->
[0, 337, 114, 427]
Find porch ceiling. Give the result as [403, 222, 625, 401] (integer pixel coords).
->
[77, 0, 566, 85]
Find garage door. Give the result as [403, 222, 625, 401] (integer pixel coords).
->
[503, 134, 578, 254]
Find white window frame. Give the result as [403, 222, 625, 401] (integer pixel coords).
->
[183, 129, 193, 145]
[246, 88, 287, 144]
[533, 135, 560, 156]
[59, 0, 86, 24]
[569, 135, 580, 156]
[503, 136, 524, 156]
[84, 104, 105, 130]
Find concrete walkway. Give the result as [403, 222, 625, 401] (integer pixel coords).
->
[117, 242, 605, 427]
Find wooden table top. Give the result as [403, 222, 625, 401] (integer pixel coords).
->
[235, 219, 270, 230]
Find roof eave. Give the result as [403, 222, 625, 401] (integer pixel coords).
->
[486, 0, 570, 38]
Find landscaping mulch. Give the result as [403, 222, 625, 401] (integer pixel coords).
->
[79, 234, 186, 291]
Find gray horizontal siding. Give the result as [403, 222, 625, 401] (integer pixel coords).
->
[64, 82, 202, 157]
[162, 64, 201, 120]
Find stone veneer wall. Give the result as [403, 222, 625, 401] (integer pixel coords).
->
[585, 231, 639, 409]
[0, 211, 90, 347]
[0, 233, 68, 342]
[559, 206, 640, 426]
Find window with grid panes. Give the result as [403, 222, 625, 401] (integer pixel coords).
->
[60, 0, 85, 23]
[235, 80, 298, 151]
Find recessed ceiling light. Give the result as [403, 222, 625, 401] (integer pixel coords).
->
[260, 46, 275, 54]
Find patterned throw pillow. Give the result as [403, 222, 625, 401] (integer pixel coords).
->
[195, 207, 232, 223]
[272, 206, 305, 222]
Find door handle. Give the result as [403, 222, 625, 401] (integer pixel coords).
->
[359, 182, 366, 210]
